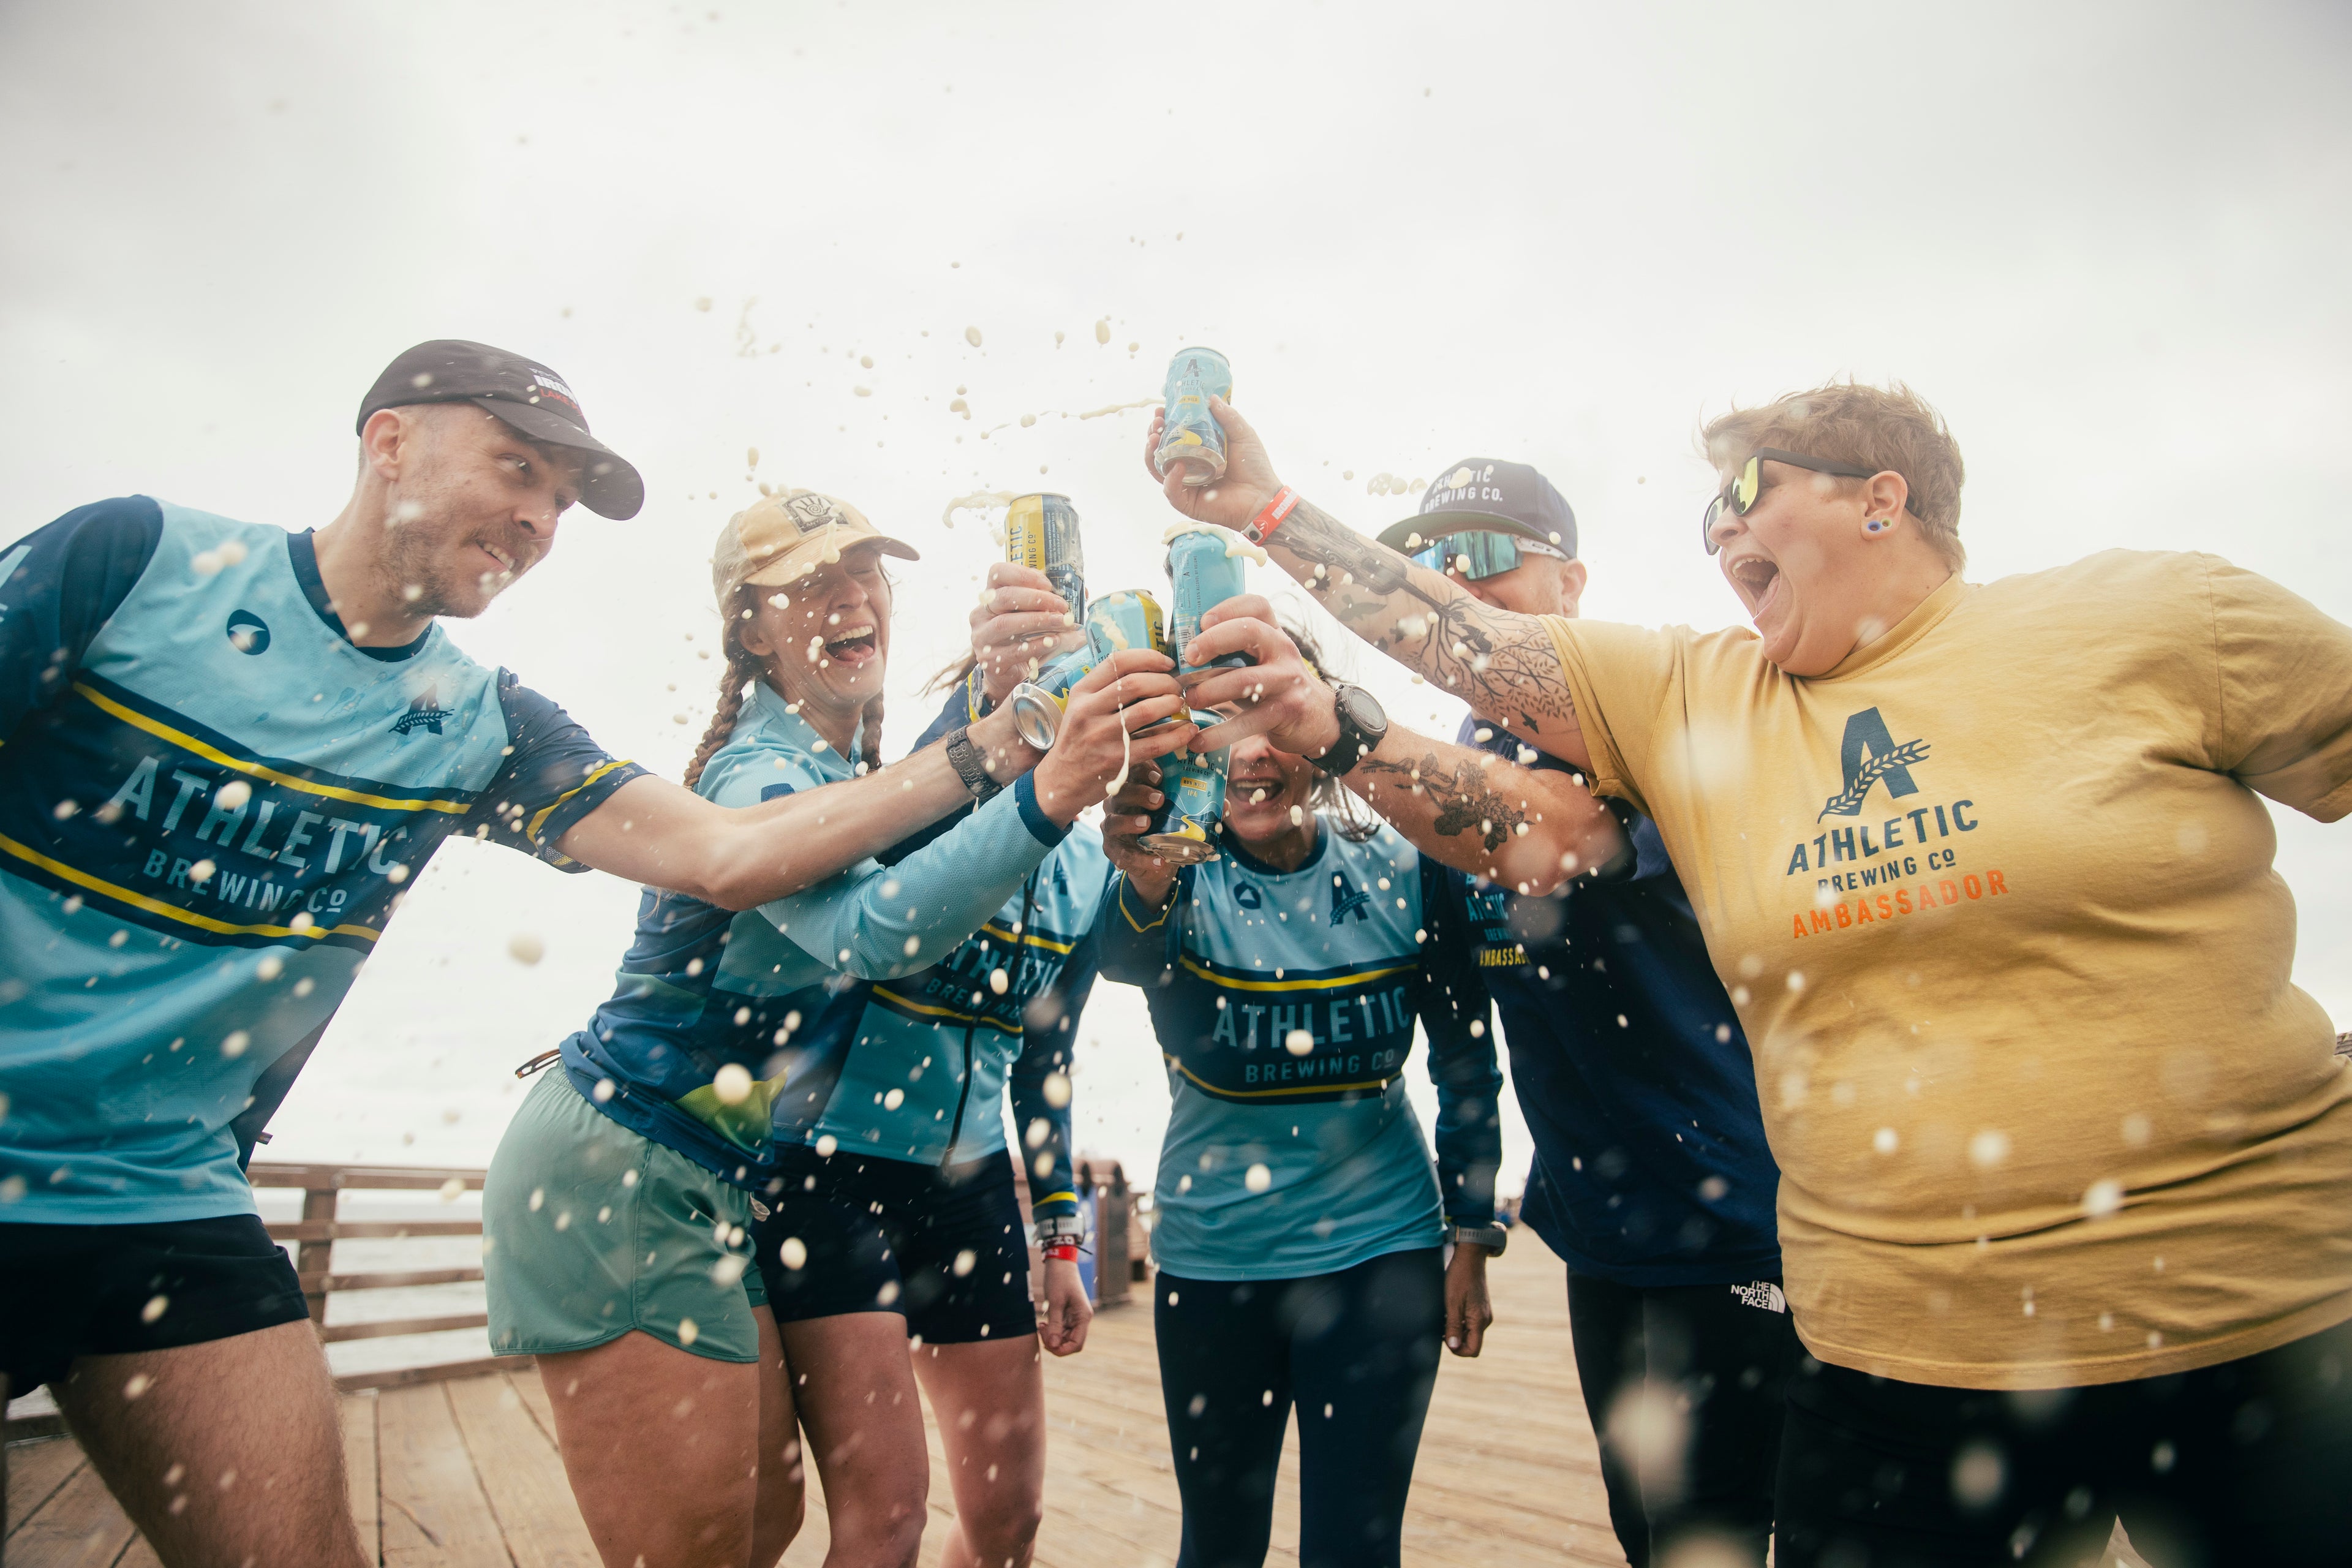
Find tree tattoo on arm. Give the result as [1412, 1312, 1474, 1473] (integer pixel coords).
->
[1262, 498, 1579, 737]
[1353, 752, 1527, 851]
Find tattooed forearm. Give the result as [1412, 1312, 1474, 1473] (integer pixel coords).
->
[1264, 497, 1580, 741]
[1353, 753, 1526, 851]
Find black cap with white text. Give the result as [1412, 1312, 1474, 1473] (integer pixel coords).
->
[1374, 456, 1575, 559]
[356, 339, 645, 520]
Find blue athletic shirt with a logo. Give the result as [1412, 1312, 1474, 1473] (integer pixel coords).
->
[0, 499, 646, 1223]
[1446, 715, 1781, 1286]
[1100, 821, 1502, 1282]
[559, 680, 1087, 1214]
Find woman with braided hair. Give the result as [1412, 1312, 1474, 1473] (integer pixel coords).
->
[483, 489, 1191, 1568]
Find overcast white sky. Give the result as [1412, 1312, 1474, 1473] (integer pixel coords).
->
[5, 1, 2346, 1189]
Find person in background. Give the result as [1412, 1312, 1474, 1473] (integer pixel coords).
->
[1144, 383, 2352, 1565]
[1372, 461, 1800, 1567]
[484, 494, 1182, 1568]
[1098, 614, 1505, 1568]
[0, 341, 1055, 1566]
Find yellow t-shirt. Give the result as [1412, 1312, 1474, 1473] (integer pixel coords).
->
[1544, 551, 2352, 1390]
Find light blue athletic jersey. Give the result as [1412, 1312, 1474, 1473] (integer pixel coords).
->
[561, 680, 1082, 1202]
[1101, 822, 1502, 1281]
[0, 499, 641, 1222]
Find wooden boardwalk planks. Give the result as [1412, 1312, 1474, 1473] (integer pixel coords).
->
[375, 1384, 510, 1568]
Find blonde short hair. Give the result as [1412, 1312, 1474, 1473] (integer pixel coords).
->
[1700, 380, 1966, 570]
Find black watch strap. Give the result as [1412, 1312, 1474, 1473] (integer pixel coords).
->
[944, 726, 1001, 802]
[1310, 684, 1383, 777]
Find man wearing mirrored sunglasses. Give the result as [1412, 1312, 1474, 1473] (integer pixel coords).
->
[1373, 459, 1800, 1568]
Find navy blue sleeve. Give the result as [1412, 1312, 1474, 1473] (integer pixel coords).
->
[1412, 854, 1503, 1226]
[875, 682, 979, 866]
[1096, 869, 1188, 986]
[1009, 916, 1096, 1219]
[0, 497, 163, 741]
[461, 672, 647, 870]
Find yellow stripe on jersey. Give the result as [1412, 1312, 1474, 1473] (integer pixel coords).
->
[527, 758, 635, 845]
[0, 830, 382, 945]
[1175, 955, 1413, 993]
[870, 986, 1023, 1036]
[74, 682, 470, 816]
[1162, 1053, 1397, 1101]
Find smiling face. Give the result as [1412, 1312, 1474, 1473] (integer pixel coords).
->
[1219, 726, 1319, 850]
[739, 543, 894, 719]
[374, 403, 581, 619]
[1709, 458, 1893, 676]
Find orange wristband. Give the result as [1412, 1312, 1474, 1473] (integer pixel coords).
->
[1243, 486, 1299, 546]
[1044, 1243, 1080, 1262]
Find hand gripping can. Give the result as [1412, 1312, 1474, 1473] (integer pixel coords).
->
[1154, 348, 1233, 487]
[1139, 714, 1229, 864]
[1006, 590, 1168, 749]
[1167, 527, 1254, 677]
[1005, 492, 1086, 623]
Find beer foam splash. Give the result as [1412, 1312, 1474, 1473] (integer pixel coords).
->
[1161, 520, 1268, 566]
[941, 490, 1019, 530]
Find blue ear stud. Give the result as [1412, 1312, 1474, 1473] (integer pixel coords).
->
[1867, 520, 1885, 532]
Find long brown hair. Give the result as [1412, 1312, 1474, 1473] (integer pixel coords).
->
[684, 584, 886, 791]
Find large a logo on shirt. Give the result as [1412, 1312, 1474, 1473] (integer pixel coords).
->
[1782, 706, 2012, 940]
[1329, 873, 1371, 925]
[1817, 707, 1929, 821]
[392, 685, 453, 737]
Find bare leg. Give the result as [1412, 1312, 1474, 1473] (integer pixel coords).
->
[912, 1336, 1048, 1568]
[778, 1313, 929, 1568]
[536, 1328, 766, 1567]
[750, 1306, 807, 1568]
[52, 1318, 367, 1568]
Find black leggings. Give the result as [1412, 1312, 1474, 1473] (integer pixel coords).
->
[1566, 1268, 1804, 1568]
[1775, 1314, 2352, 1566]
[1154, 1248, 1444, 1568]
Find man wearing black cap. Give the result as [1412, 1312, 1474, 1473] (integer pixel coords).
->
[1374, 460, 1799, 1568]
[0, 340, 1076, 1563]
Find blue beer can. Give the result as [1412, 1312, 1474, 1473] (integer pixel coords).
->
[1006, 589, 1171, 749]
[1155, 348, 1233, 488]
[1167, 527, 1253, 677]
[1085, 589, 1167, 662]
[1140, 713, 1229, 864]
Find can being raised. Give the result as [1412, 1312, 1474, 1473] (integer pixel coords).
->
[1167, 527, 1254, 677]
[1139, 714, 1229, 864]
[1006, 492, 1086, 622]
[1006, 589, 1172, 749]
[1155, 348, 1232, 488]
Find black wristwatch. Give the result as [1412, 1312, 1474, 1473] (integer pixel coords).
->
[1308, 682, 1389, 777]
[944, 726, 1001, 803]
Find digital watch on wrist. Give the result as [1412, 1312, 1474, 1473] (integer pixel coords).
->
[1449, 1223, 1509, 1254]
[1308, 682, 1389, 777]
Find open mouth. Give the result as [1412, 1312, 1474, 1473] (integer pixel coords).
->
[1727, 556, 1782, 617]
[823, 624, 880, 665]
[1231, 774, 1287, 802]
[476, 541, 522, 580]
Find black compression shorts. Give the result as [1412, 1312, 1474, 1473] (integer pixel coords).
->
[752, 1144, 1035, 1345]
[1, 1213, 311, 1394]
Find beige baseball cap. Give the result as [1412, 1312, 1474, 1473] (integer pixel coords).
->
[711, 489, 920, 606]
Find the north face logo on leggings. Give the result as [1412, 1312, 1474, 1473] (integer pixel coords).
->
[1732, 1281, 1788, 1314]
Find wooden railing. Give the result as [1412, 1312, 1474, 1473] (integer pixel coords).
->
[249, 1161, 531, 1393]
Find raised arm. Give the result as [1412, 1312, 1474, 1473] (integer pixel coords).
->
[1140, 400, 1591, 769]
[556, 690, 1052, 911]
[1167, 597, 1624, 896]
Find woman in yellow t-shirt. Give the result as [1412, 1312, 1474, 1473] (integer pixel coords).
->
[1140, 383, 2352, 1566]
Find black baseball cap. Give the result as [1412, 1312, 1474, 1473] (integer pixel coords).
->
[356, 339, 645, 520]
[1374, 457, 1576, 559]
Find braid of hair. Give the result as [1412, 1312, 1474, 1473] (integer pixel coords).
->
[858, 692, 885, 776]
[684, 595, 764, 791]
